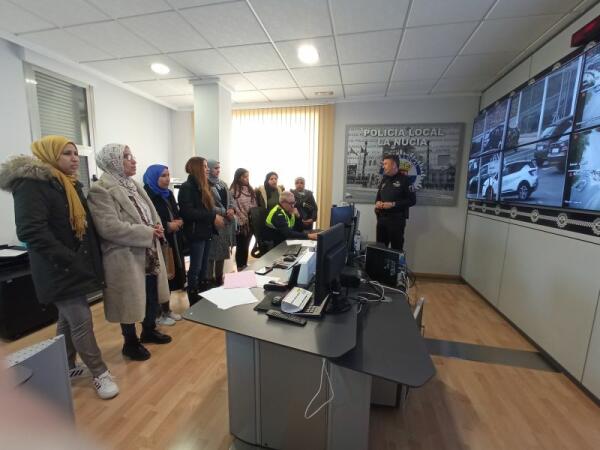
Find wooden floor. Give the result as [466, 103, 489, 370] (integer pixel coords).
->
[2, 279, 600, 450]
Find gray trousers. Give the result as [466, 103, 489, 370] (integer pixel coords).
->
[55, 296, 107, 377]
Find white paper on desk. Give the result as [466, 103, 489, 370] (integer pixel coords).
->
[300, 240, 317, 248]
[0, 249, 27, 257]
[255, 274, 280, 287]
[285, 240, 304, 246]
[200, 287, 258, 310]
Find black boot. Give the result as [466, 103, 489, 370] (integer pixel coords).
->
[187, 288, 200, 306]
[122, 338, 151, 361]
[140, 328, 172, 344]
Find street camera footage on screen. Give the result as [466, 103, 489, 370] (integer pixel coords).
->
[466, 41, 600, 213]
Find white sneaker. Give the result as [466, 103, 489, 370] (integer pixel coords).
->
[93, 370, 119, 400]
[167, 311, 182, 321]
[156, 314, 176, 326]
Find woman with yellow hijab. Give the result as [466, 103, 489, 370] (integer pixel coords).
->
[0, 135, 119, 400]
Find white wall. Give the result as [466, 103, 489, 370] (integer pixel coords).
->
[170, 111, 194, 181]
[0, 38, 175, 244]
[333, 96, 480, 275]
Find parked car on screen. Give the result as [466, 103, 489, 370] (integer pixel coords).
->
[481, 173, 498, 200]
[546, 134, 570, 172]
[501, 160, 538, 200]
[482, 125, 504, 152]
[582, 69, 600, 92]
[534, 116, 573, 166]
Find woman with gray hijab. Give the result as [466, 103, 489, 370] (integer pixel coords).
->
[207, 159, 236, 285]
[87, 144, 172, 361]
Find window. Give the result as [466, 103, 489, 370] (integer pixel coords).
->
[24, 64, 96, 191]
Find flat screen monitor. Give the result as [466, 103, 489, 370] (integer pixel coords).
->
[470, 112, 485, 158]
[466, 158, 480, 199]
[330, 205, 354, 226]
[481, 98, 509, 155]
[478, 152, 502, 201]
[505, 56, 580, 150]
[564, 127, 600, 211]
[575, 43, 600, 131]
[314, 223, 347, 307]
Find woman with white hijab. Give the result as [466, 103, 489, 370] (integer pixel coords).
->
[88, 144, 172, 361]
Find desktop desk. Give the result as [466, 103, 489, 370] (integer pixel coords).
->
[184, 243, 434, 450]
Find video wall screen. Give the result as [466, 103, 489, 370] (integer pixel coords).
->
[575, 43, 600, 131]
[505, 56, 581, 150]
[564, 128, 600, 211]
[465, 44, 600, 213]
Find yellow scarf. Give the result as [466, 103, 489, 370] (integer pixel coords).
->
[31, 136, 87, 240]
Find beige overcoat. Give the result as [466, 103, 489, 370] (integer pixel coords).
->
[88, 172, 170, 324]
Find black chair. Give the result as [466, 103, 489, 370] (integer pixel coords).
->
[249, 207, 273, 258]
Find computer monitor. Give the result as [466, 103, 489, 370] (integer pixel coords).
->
[331, 205, 359, 255]
[314, 223, 350, 313]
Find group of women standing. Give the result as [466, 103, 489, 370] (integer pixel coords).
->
[1, 135, 317, 400]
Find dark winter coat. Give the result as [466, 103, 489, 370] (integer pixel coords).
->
[178, 174, 216, 242]
[0, 156, 104, 304]
[144, 185, 187, 291]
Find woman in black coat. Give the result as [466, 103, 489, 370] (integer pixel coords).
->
[0, 135, 118, 400]
[178, 157, 224, 304]
[143, 164, 186, 324]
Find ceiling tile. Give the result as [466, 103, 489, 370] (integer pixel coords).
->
[432, 77, 490, 93]
[488, 0, 580, 20]
[388, 79, 437, 95]
[262, 88, 305, 101]
[169, 49, 236, 76]
[86, 0, 171, 18]
[445, 52, 519, 78]
[251, 0, 331, 41]
[344, 83, 387, 97]
[301, 85, 343, 99]
[220, 43, 283, 72]
[292, 66, 341, 86]
[275, 37, 338, 68]
[0, 0, 54, 33]
[231, 91, 268, 103]
[127, 79, 187, 97]
[183, 2, 267, 47]
[15, 0, 109, 27]
[462, 15, 562, 54]
[219, 74, 256, 91]
[67, 21, 158, 58]
[392, 56, 453, 81]
[19, 29, 112, 62]
[398, 21, 478, 59]
[121, 11, 210, 53]
[84, 55, 192, 82]
[160, 94, 194, 108]
[341, 62, 394, 84]
[169, 0, 231, 8]
[407, 0, 495, 27]
[244, 70, 297, 89]
[337, 29, 401, 64]
[331, 0, 409, 34]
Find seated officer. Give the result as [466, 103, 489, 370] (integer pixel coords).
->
[264, 191, 318, 247]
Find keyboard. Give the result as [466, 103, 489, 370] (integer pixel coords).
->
[284, 244, 302, 256]
[282, 286, 313, 310]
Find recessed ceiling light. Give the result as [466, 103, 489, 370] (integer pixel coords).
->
[314, 91, 334, 96]
[297, 44, 319, 65]
[151, 63, 170, 75]
[25, 78, 38, 85]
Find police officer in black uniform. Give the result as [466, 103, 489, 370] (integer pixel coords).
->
[375, 154, 416, 251]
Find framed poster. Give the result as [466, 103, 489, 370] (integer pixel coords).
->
[344, 123, 465, 206]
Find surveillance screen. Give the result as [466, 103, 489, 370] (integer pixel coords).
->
[564, 128, 600, 212]
[501, 138, 567, 207]
[478, 152, 501, 201]
[481, 98, 509, 154]
[470, 113, 485, 157]
[467, 158, 480, 199]
[575, 43, 600, 131]
[505, 57, 580, 149]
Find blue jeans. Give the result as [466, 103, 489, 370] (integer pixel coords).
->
[187, 239, 211, 291]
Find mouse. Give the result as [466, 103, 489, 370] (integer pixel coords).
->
[283, 255, 295, 262]
[271, 295, 283, 306]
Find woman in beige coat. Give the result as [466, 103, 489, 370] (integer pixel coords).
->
[88, 144, 172, 361]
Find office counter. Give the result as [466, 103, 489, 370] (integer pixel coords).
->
[184, 243, 434, 450]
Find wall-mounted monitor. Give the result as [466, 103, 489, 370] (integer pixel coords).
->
[470, 113, 485, 158]
[481, 98, 509, 155]
[574, 42, 600, 131]
[478, 152, 502, 201]
[564, 128, 600, 211]
[467, 158, 480, 199]
[505, 56, 581, 150]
